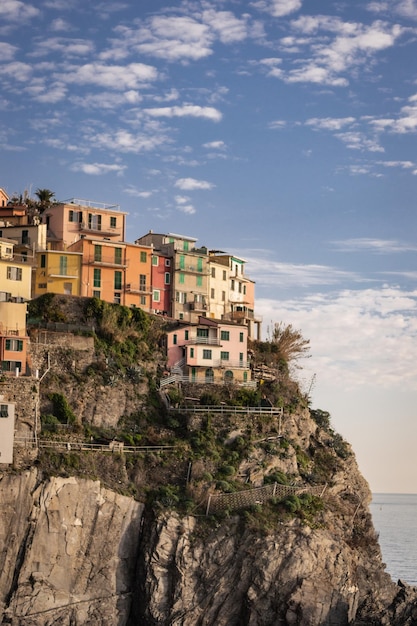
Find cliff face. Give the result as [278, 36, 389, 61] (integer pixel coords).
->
[2, 299, 417, 625]
[1, 456, 417, 625]
[0, 471, 143, 625]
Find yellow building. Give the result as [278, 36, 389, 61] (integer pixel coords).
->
[0, 239, 32, 301]
[33, 250, 82, 297]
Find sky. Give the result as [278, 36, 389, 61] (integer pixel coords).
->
[1, 0, 417, 493]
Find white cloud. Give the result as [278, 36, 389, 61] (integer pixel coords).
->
[377, 160, 415, 169]
[144, 105, 222, 122]
[0, 0, 39, 21]
[252, 0, 303, 18]
[256, 285, 417, 391]
[202, 9, 249, 43]
[71, 162, 126, 175]
[63, 62, 158, 90]
[331, 238, 417, 253]
[202, 140, 226, 149]
[115, 16, 214, 62]
[306, 117, 356, 131]
[265, 17, 406, 86]
[241, 250, 366, 288]
[174, 178, 214, 190]
[0, 42, 18, 61]
[88, 129, 168, 154]
[369, 93, 417, 134]
[335, 130, 384, 152]
[33, 37, 95, 58]
[50, 18, 72, 32]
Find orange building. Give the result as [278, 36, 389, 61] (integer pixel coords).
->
[0, 301, 29, 375]
[67, 238, 153, 310]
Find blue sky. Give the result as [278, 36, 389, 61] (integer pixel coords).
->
[1, 0, 417, 492]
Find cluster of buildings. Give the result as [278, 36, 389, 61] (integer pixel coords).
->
[0, 188, 262, 387]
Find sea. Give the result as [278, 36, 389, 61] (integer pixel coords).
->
[370, 493, 417, 587]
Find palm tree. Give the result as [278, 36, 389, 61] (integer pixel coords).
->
[34, 188, 55, 211]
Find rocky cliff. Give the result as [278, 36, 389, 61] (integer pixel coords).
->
[1, 295, 417, 625]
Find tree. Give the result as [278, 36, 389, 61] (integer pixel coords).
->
[34, 188, 55, 211]
[270, 322, 310, 364]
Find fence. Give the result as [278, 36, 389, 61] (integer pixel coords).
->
[169, 405, 283, 416]
[159, 374, 257, 389]
[205, 482, 327, 515]
[14, 436, 175, 454]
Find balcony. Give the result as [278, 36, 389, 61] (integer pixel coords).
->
[88, 256, 128, 269]
[188, 336, 220, 346]
[79, 222, 122, 238]
[126, 283, 152, 294]
[188, 301, 207, 311]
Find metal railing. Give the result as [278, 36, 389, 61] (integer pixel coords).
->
[14, 436, 175, 454]
[169, 405, 283, 415]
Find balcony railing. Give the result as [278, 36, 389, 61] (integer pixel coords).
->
[187, 337, 220, 346]
[126, 283, 152, 294]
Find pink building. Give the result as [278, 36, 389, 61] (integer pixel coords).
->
[150, 251, 172, 315]
[166, 316, 251, 385]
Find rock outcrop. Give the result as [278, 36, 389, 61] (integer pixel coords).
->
[0, 471, 143, 625]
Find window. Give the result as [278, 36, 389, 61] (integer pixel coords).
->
[5, 339, 23, 351]
[196, 275, 202, 287]
[197, 257, 203, 272]
[40, 254, 46, 268]
[114, 248, 122, 265]
[22, 230, 29, 244]
[110, 216, 117, 228]
[59, 256, 67, 275]
[139, 274, 146, 291]
[221, 351, 229, 361]
[175, 291, 187, 304]
[223, 270, 227, 280]
[238, 282, 242, 293]
[114, 293, 121, 304]
[211, 288, 215, 299]
[239, 332, 244, 342]
[211, 267, 216, 278]
[173, 334, 177, 345]
[152, 255, 158, 266]
[38, 283, 47, 289]
[93, 290, 100, 298]
[165, 259, 171, 267]
[64, 283, 72, 295]
[2, 361, 22, 372]
[0, 405, 8, 418]
[93, 268, 101, 288]
[231, 279, 235, 290]
[222, 291, 226, 302]
[94, 245, 102, 262]
[185, 330, 189, 340]
[190, 347, 194, 358]
[203, 349, 212, 359]
[179, 273, 185, 284]
[68, 210, 75, 222]
[164, 272, 170, 285]
[221, 330, 230, 341]
[153, 290, 160, 302]
[183, 240, 189, 251]
[114, 271, 122, 290]
[179, 255, 185, 270]
[243, 285, 246, 295]
[197, 328, 209, 338]
[140, 295, 146, 305]
[7, 267, 22, 281]
[88, 213, 102, 231]
[239, 353, 244, 363]
[140, 251, 147, 263]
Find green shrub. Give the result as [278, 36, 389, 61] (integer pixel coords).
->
[47, 393, 76, 425]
